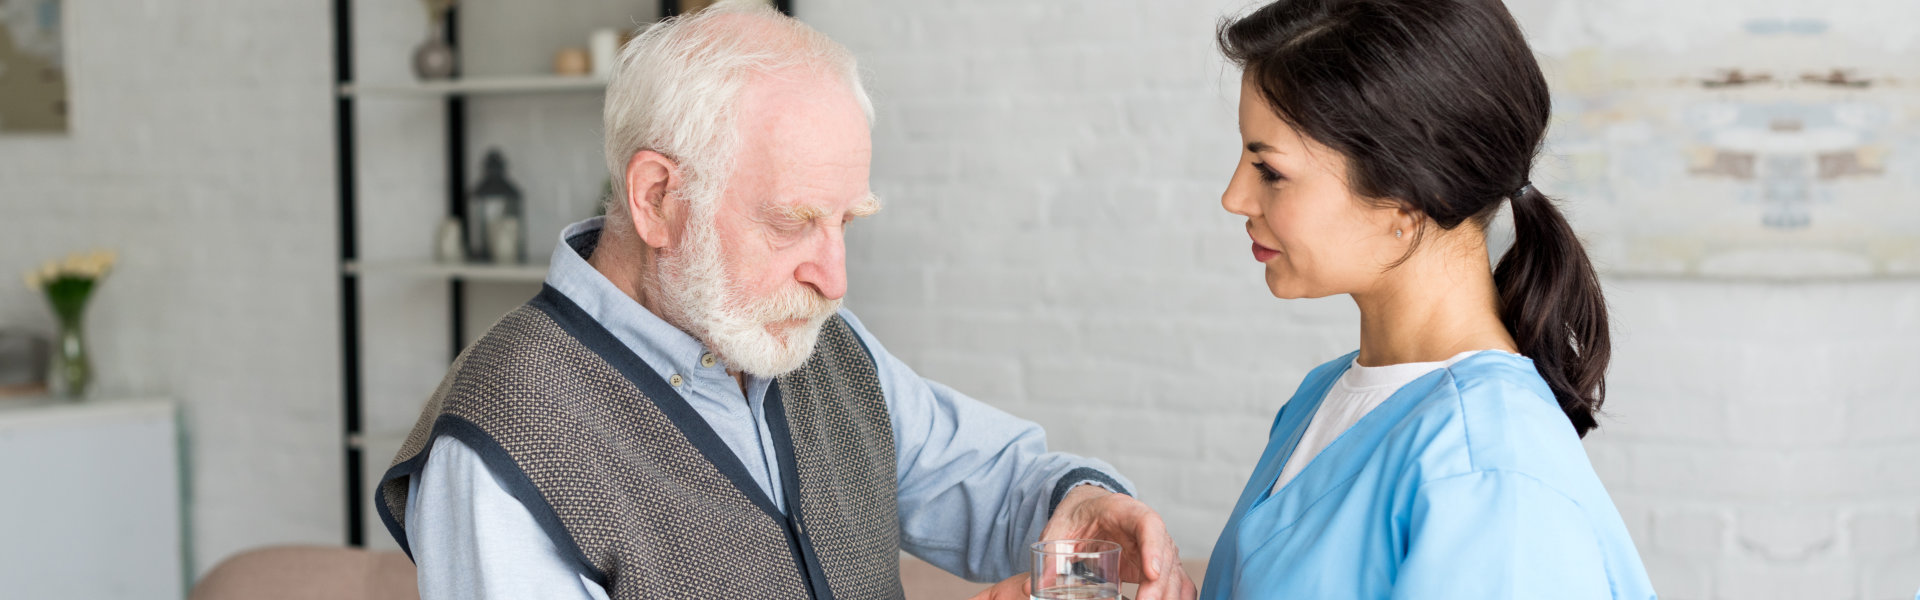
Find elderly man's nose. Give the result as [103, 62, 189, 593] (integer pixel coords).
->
[798, 237, 848, 301]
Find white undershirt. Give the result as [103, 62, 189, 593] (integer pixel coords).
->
[1271, 350, 1498, 495]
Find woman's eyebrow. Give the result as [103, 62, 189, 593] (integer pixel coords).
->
[1246, 141, 1282, 154]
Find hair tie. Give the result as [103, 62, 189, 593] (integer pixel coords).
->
[1513, 182, 1534, 200]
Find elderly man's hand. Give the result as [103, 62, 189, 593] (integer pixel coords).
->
[964, 572, 1030, 600]
[967, 485, 1197, 600]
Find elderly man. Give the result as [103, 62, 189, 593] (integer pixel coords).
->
[376, 3, 1195, 600]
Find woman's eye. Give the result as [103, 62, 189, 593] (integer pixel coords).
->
[1252, 162, 1285, 184]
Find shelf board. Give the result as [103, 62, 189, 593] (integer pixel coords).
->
[344, 259, 547, 283]
[346, 429, 413, 452]
[339, 74, 607, 97]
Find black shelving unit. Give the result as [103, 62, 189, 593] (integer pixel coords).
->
[329, 0, 365, 548]
[331, 0, 796, 548]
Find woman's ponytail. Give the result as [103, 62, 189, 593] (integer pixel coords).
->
[1220, 0, 1607, 434]
[1494, 185, 1610, 437]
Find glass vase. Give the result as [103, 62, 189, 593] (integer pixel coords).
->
[412, 17, 457, 80]
[52, 317, 90, 399]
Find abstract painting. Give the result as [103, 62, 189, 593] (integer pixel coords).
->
[0, 0, 65, 133]
[1518, 0, 1920, 279]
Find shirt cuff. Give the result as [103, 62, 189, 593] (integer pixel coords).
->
[1047, 467, 1132, 517]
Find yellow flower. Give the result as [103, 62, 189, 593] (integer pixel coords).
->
[92, 250, 117, 276]
[68, 252, 98, 277]
[43, 249, 117, 280]
[86, 250, 117, 278]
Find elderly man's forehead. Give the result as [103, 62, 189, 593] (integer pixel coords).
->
[738, 67, 867, 129]
[720, 56, 871, 221]
[732, 69, 871, 168]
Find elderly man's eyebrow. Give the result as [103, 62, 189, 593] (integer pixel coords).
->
[771, 194, 882, 222]
[848, 193, 882, 218]
[774, 203, 827, 222]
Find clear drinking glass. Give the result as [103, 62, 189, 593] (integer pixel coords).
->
[1030, 539, 1122, 600]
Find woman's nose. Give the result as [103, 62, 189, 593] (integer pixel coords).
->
[1222, 172, 1258, 218]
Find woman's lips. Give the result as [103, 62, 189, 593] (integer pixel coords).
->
[1251, 241, 1280, 262]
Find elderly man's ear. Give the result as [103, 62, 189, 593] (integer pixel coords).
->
[622, 150, 686, 251]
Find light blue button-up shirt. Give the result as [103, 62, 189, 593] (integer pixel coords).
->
[404, 217, 1132, 599]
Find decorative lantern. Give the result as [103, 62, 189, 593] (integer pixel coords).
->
[466, 149, 525, 263]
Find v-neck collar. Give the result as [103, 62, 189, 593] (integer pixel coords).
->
[545, 218, 764, 391]
[530, 284, 796, 524]
[1201, 351, 1459, 600]
[1253, 364, 1452, 511]
[1253, 357, 1352, 507]
[1255, 351, 1495, 505]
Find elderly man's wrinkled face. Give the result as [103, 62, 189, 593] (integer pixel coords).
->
[656, 70, 876, 378]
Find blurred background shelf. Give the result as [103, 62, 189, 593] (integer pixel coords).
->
[343, 259, 547, 283]
[338, 75, 607, 97]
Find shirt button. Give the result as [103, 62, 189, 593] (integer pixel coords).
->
[701, 353, 717, 368]
[669, 374, 684, 387]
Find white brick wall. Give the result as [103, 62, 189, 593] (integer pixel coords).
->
[804, 1, 1920, 599]
[4, 1, 1914, 597]
[0, 0, 340, 577]
[1598, 280, 1920, 599]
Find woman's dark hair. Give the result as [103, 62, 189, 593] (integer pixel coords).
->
[1220, 0, 1610, 436]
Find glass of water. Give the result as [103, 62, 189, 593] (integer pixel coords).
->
[1030, 539, 1122, 600]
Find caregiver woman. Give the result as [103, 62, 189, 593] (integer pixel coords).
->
[1200, 0, 1657, 598]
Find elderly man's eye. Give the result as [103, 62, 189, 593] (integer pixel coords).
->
[773, 218, 811, 234]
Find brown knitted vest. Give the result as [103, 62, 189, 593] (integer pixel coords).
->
[377, 285, 903, 600]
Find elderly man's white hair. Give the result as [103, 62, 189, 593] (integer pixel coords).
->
[601, 0, 874, 223]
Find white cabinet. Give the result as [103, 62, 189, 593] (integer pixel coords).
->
[0, 398, 184, 600]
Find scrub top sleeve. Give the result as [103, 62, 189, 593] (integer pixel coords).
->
[1390, 470, 1614, 600]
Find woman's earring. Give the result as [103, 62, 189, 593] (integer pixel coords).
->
[1394, 229, 1403, 239]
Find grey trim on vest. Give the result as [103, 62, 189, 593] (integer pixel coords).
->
[766, 384, 839, 600]
[375, 414, 605, 583]
[762, 318, 904, 600]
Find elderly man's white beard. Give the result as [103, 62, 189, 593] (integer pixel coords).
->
[652, 195, 843, 378]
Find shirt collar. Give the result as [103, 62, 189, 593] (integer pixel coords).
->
[544, 217, 737, 383]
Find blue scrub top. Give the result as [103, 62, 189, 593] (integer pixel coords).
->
[1201, 351, 1657, 599]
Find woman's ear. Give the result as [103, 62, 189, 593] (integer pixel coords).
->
[1388, 203, 1422, 243]
[622, 150, 685, 250]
